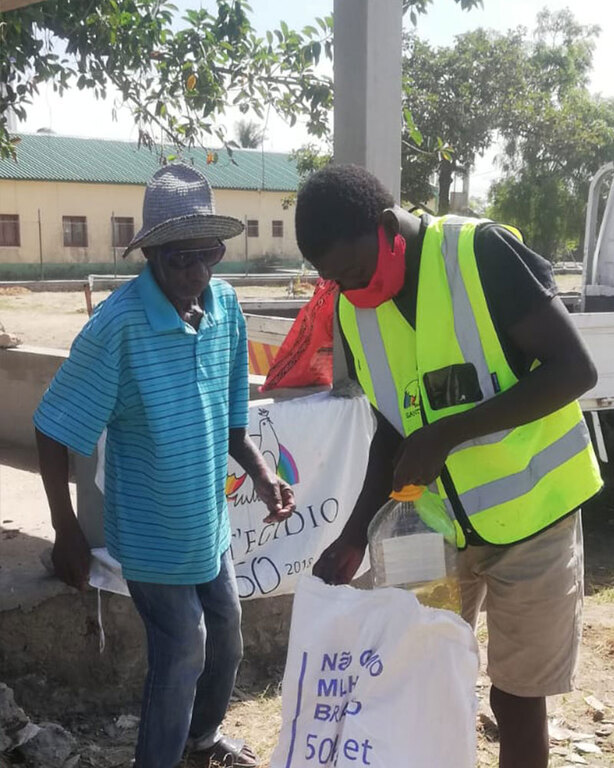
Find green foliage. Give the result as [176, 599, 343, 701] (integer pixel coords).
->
[486, 174, 578, 261]
[489, 9, 614, 259]
[291, 142, 332, 177]
[0, 0, 486, 163]
[281, 142, 332, 209]
[401, 28, 525, 212]
[402, 0, 483, 27]
[0, 0, 333, 160]
[402, 7, 614, 252]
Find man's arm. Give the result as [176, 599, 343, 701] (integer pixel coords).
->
[393, 296, 597, 489]
[35, 428, 91, 590]
[228, 428, 295, 523]
[313, 410, 402, 585]
[226, 297, 295, 522]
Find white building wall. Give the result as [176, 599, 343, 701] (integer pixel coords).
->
[0, 179, 300, 266]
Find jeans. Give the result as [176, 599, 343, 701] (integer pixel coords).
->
[127, 549, 243, 768]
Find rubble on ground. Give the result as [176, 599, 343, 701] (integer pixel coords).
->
[0, 683, 76, 767]
[0, 322, 21, 349]
[0, 682, 136, 767]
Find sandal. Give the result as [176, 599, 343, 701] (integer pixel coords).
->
[186, 736, 260, 767]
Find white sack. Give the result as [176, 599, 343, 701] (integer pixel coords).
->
[270, 576, 479, 768]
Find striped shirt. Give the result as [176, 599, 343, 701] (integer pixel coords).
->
[34, 264, 249, 584]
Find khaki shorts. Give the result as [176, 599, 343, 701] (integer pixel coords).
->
[459, 512, 583, 698]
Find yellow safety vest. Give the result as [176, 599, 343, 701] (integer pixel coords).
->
[339, 215, 602, 548]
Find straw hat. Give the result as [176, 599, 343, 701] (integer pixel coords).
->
[123, 163, 244, 257]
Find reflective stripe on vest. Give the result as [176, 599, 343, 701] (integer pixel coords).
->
[339, 215, 602, 547]
[354, 309, 405, 435]
[458, 419, 591, 517]
[442, 217, 497, 402]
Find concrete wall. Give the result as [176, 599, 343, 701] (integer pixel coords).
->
[0, 179, 300, 265]
[0, 346, 67, 451]
[0, 588, 293, 712]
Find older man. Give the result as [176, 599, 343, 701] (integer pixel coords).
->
[35, 164, 294, 768]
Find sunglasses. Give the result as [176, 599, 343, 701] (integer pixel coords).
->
[160, 241, 226, 270]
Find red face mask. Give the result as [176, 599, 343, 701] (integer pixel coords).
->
[343, 225, 406, 308]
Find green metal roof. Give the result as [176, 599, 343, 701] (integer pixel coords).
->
[0, 133, 300, 191]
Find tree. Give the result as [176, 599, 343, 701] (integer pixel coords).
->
[488, 9, 614, 259]
[1, 0, 486, 162]
[0, 0, 334, 160]
[401, 28, 525, 213]
[234, 119, 264, 149]
[402, 0, 483, 26]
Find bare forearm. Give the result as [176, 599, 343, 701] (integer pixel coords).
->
[444, 357, 596, 450]
[228, 428, 270, 479]
[35, 428, 78, 532]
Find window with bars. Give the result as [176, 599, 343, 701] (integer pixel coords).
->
[63, 216, 88, 247]
[0, 214, 20, 246]
[112, 216, 135, 248]
[247, 219, 259, 238]
[272, 220, 284, 238]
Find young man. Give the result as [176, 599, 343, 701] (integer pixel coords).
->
[34, 163, 295, 768]
[296, 164, 602, 768]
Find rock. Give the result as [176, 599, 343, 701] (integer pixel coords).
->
[549, 721, 573, 742]
[0, 683, 30, 752]
[82, 743, 133, 767]
[569, 731, 595, 742]
[584, 694, 606, 721]
[102, 745, 135, 766]
[115, 714, 139, 731]
[0, 683, 28, 725]
[0, 331, 21, 349]
[13, 721, 41, 748]
[574, 740, 602, 754]
[584, 694, 605, 712]
[551, 746, 571, 756]
[17, 722, 76, 767]
[566, 755, 588, 765]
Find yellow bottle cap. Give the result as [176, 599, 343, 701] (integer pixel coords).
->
[390, 484, 425, 502]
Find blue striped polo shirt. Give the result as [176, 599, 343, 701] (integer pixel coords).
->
[34, 264, 249, 584]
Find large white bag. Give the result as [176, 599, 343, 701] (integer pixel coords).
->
[270, 576, 479, 768]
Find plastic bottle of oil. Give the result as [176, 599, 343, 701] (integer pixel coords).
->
[367, 485, 461, 612]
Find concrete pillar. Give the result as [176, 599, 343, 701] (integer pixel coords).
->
[332, 0, 403, 387]
[333, 0, 403, 202]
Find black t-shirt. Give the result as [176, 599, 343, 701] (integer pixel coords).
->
[340, 218, 558, 381]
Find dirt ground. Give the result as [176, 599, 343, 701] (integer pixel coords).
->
[0, 273, 575, 351]
[3, 278, 614, 767]
[0, 285, 293, 350]
[11, 594, 614, 767]
[6, 496, 614, 768]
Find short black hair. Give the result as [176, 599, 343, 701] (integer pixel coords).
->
[295, 164, 395, 263]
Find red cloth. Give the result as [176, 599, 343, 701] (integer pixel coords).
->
[261, 279, 338, 391]
[342, 225, 406, 308]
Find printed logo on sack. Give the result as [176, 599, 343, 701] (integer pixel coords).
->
[225, 408, 300, 506]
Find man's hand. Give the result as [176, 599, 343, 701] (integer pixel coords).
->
[313, 536, 366, 585]
[393, 420, 454, 490]
[253, 470, 295, 523]
[52, 521, 91, 591]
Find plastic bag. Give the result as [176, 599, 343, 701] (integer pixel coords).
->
[270, 575, 479, 768]
[261, 279, 337, 391]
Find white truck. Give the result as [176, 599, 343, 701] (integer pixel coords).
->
[571, 163, 614, 468]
